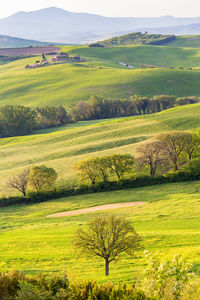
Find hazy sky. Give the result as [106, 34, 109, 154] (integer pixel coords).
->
[1, 0, 200, 18]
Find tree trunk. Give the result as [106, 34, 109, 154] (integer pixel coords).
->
[105, 259, 109, 276]
[174, 160, 178, 171]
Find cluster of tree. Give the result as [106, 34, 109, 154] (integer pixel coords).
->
[0, 105, 69, 137]
[69, 95, 199, 121]
[98, 32, 176, 46]
[0, 97, 198, 138]
[75, 154, 134, 185]
[137, 131, 200, 175]
[8, 165, 57, 198]
[75, 131, 200, 186]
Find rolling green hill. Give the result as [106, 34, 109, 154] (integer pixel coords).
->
[1, 40, 200, 282]
[1, 45, 200, 107]
[98, 33, 200, 48]
[165, 35, 200, 48]
[1, 181, 200, 282]
[66, 44, 200, 68]
[0, 103, 200, 281]
[0, 102, 200, 197]
[0, 34, 50, 48]
[97, 32, 176, 46]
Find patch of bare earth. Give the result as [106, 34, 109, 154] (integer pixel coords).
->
[47, 202, 146, 218]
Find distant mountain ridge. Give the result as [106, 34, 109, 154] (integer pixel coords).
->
[0, 34, 50, 48]
[1, 7, 200, 44]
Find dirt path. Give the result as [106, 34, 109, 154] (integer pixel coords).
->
[47, 202, 146, 218]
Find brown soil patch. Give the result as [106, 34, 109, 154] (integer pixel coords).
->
[47, 202, 146, 218]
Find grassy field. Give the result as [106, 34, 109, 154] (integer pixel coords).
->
[0, 103, 200, 196]
[66, 44, 200, 68]
[1, 40, 200, 283]
[1, 44, 200, 107]
[165, 35, 200, 48]
[0, 181, 200, 283]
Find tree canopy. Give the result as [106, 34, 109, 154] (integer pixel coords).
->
[74, 215, 142, 276]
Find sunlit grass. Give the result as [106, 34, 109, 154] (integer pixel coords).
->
[0, 181, 200, 283]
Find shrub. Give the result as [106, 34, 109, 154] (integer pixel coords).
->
[140, 251, 193, 299]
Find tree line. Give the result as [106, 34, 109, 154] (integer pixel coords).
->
[7, 130, 200, 199]
[0, 105, 69, 137]
[69, 95, 199, 121]
[75, 131, 200, 185]
[0, 95, 198, 137]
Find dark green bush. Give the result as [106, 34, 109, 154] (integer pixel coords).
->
[0, 272, 151, 300]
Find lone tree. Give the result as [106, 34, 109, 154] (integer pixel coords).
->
[136, 141, 166, 176]
[74, 215, 142, 276]
[7, 168, 30, 198]
[29, 165, 57, 192]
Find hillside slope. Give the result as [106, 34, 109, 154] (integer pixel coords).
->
[1, 103, 200, 196]
[164, 35, 200, 47]
[1, 181, 200, 281]
[0, 34, 50, 48]
[1, 45, 200, 107]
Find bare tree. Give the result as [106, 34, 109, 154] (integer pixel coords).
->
[156, 132, 191, 171]
[7, 168, 30, 198]
[137, 141, 166, 175]
[74, 215, 142, 276]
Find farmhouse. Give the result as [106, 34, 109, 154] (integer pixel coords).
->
[52, 52, 81, 63]
[52, 52, 69, 62]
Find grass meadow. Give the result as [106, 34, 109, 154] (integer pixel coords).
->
[0, 103, 199, 196]
[1, 44, 200, 108]
[0, 181, 200, 283]
[1, 41, 200, 284]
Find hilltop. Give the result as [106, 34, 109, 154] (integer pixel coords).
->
[96, 32, 200, 48]
[97, 32, 176, 46]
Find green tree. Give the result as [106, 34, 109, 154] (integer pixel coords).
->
[152, 95, 176, 111]
[0, 105, 36, 137]
[74, 215, 142, 276]
[182, 158, 200, 176]
[130, 95, 150, 115]
[93, 157, 111, 182]
[29, 165, 57, 192]
[108, 154, 134, 180]
[75, 158, 100, 186]
[182, 131, 200, 161]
